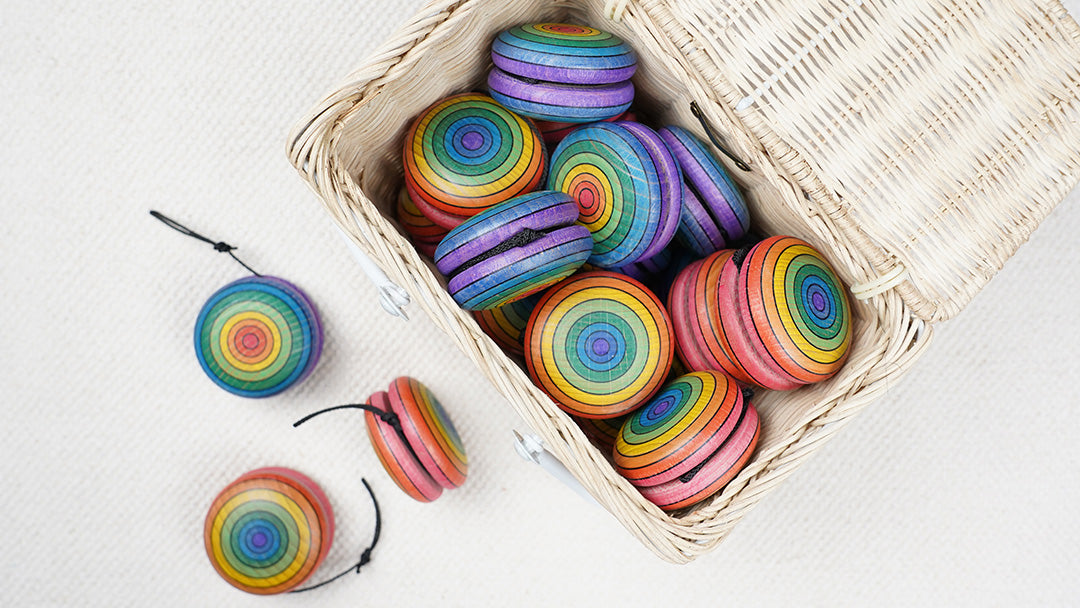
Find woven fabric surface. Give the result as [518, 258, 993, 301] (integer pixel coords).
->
[1, 1, 1078, 605]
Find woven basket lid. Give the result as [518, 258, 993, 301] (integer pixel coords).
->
[644, 0, 1080, 322]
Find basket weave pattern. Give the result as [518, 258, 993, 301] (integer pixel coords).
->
[288, 0, 1080, 562]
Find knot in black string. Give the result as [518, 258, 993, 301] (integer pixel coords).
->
[379, 410, 404, 435]
[149, 210, 261, 276]
[289, 477, 382, 594]
[357, 548, 373, 570]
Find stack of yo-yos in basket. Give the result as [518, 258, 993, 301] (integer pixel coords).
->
[399, 22, 852, 512]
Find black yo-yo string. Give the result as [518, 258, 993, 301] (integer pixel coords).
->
[289, 477, 382, 594]
[294, 403, 427, 484]
[149, 210, 262, 276]
[289, 403, 420, 591]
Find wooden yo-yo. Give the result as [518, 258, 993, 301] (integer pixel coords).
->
[548, 121, 682, 268]
[716, 236, 852, 390]
[525, 271, 674, 419]
[150, 211, 323, 398]
[614, 371, 760, 511]
[403, 93, 546, 229]
[434, 190, 592, 311]
[488, 23, 637, 123]
[194, 276, 323, 398]
[204, 468, 334, 594]
[295, 377, 468, 503]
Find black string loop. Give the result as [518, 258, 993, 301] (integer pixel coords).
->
[689, 101, 752, 172]
[294, 403, 426, 481]
[149, 210, 262, 276]
[289, 478, 382, 594]
[290, 405, 399, 592]
[294, 403, 403, 436]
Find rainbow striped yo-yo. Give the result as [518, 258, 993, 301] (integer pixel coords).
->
[472, 293, 541, 356]
[715, 236, 852, 390]
[525, 271, 674, 419]
[403, 93, 546, 229]
[615, 371, 760, 511]
[488, 23, 636, 123]
[492, 23, 637, 84]
[667, 249, 757, 385]
[365, 377, 468, 503]
[434, 190, 592, 310]
[548, 121, 682, 268]
[204, 468, 334, 594]
[395, 187, 449, 258]
[659, 125, 750, 256]
[533, 110, 635, 147]
[194, 276, 323, 398]
[488, 68, 634, 124]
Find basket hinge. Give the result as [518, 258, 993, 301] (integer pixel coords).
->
[851, 262, 909, 301]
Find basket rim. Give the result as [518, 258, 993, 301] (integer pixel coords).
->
[286, 0, 952, 562]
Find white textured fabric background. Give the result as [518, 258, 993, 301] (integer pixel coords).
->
[3, 1, 1079, 605]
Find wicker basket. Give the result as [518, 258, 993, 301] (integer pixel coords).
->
[288, 0, 1080, 563]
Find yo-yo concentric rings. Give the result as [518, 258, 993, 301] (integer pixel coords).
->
[488, 68, 634, 124]
[548, 122, 680, 268]
[204, 467, 334, 594]
[659, 125, 749, 256]
[387, 376, 468, 490]
[637, 401, 760, 511]
[365, 391, 444, 502]
[491, 23, 637, 84]
[738, 236, 851, 386]
[403, 93, 546, 228]
[525, 271, 673, 419]
[194, 276, 322, 398]
[614, 371, 744, 486]
[472, 294, 541, 355]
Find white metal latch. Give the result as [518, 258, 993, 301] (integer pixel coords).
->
[513, 430, 599, 506]
[334, 224, 411, 320]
